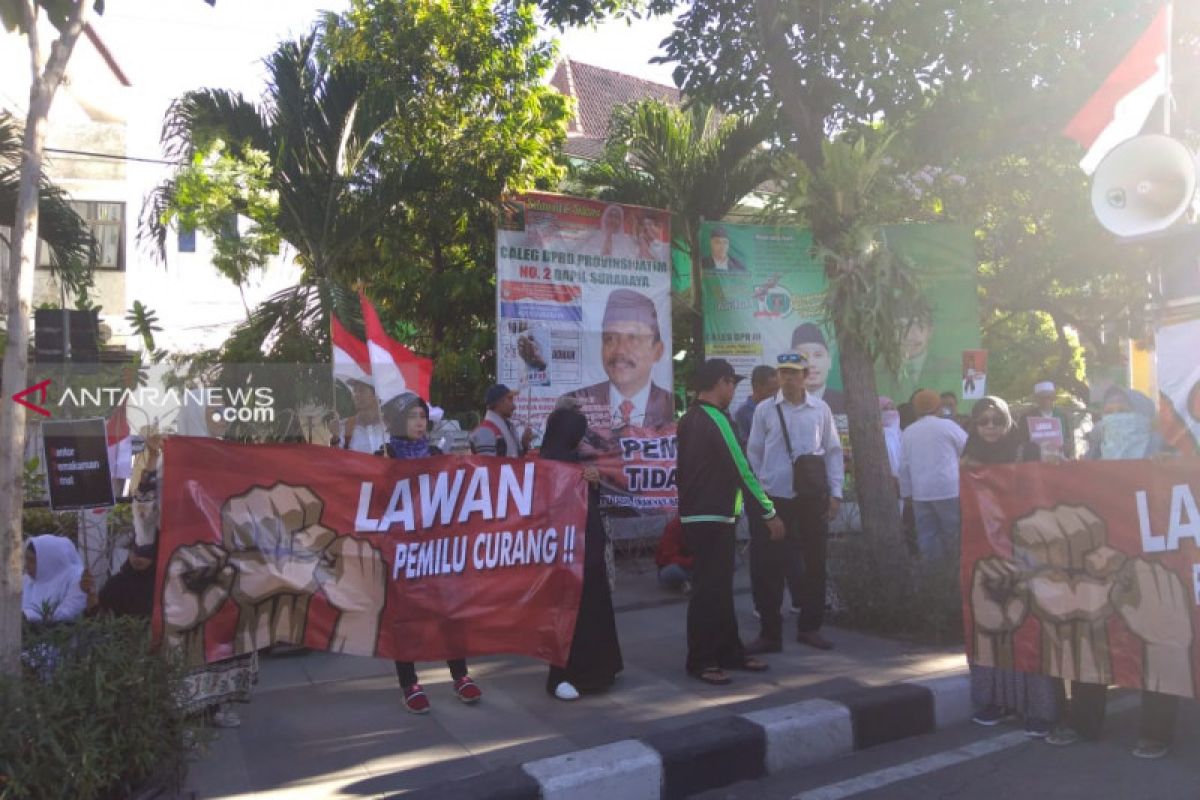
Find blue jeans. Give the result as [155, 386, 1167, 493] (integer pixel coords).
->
[658, 563, 692, 591]
[912, 498, 961, 565]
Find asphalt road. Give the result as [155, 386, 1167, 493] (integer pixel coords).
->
[694, 692, 1200, 800]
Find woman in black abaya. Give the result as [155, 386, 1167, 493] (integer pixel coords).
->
[540, 405, 624, 700]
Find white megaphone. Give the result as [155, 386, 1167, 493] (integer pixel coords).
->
[1091, 134, 1197, 239]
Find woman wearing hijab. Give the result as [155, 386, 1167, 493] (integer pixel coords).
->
[1047, 386, 1177, 759]
[540, 405, 623, 700]
[23, 535, 88, 624]
[961, 397, 1058, 737]
[381, 392, 483, 714]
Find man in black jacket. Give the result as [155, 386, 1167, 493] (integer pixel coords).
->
[677, 359, 785, 685]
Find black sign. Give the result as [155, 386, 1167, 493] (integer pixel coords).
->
[41, 418, 114, 511]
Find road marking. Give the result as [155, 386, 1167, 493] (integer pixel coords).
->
[791, 731, 1030, 800]
[791, 692, 1142, 800]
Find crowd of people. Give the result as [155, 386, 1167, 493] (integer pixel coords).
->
[19, 356, 1186, 760]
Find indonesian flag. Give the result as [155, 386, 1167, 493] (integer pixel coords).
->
[360, 292, 432, 403]
[1063, 6, 1169, 175]
[1156, 317, 1200, 455]
[106, 400, 133, 481]
[331, 313, 372, 387]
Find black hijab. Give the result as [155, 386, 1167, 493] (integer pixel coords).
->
[540, 407, 588, 462]
[962, 396, 1021, 464]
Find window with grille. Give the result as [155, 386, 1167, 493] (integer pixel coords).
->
[38, 200, 125, 271]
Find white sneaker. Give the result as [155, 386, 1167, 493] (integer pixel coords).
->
[554, 681, 580, 701]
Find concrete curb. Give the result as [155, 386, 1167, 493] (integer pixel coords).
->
[394, 670, 971, 800]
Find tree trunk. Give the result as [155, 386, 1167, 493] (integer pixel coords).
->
[0, 0, 88, 677]
[833, 324, 905, 553]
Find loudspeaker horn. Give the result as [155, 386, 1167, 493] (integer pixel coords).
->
[1091, 134, 1197, 239]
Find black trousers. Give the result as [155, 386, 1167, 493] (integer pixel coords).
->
[749, 495, 828, 640]
[684, 521, 745, 674]
[395, 659, 467, 688]
[1062, 682, 1179, 743]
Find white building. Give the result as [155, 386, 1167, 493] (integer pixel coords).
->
[0, 19, 300, 357]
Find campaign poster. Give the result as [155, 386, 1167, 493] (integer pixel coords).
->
[961, 350, 988, 401]
[699, 222, 980, 412]
[961, 459, 1200, 700]
[1157, 316, 1200, 455]
[496, 193, 676, 514]
[699, 223, 832, 412]
[875, 224, 981, 404]
[154, 438, 588, 666]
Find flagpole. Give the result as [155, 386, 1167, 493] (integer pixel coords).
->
[1163, 0, 1173, 136]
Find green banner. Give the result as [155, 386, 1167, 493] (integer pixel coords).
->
[700, 221, 979, 412]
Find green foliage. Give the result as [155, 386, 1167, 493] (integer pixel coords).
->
[158, 140, 281, 285]
[828, 536, 963, 644]
[124, 301, 163, 358]
[0, 617, 189, 800]
[323, 0, 571, 404]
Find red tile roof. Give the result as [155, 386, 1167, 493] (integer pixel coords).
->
[550, 59, 681, 160]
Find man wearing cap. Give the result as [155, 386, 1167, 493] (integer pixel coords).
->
[899, 388, 968, 563]
[790, 322, 846, 415]
[469, 384, 533, 457]
[565, 288, 674, 430]
[677, 358, 785, 685]
[701, 225, 747, 272]
[745, 352, 844, 651]
[1020, 381, 1076, 459]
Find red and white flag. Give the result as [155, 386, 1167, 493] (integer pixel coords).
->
[360, 292, 432, 403]
[1063, 6, 1169, 174]
[106, 400, 133, 481]
[331, 313, 372, 387]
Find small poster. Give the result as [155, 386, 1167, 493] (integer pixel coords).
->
[962, 350, 988, 400]
[1026, 415, 1064, 461]
[41, 418, 114, 510]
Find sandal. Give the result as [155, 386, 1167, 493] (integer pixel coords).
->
[731, 657, 769, 672]
[691, 667, 732, 685]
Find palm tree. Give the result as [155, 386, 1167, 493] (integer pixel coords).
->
[570, 99, 776, 364]
[1, 111, 95, 299]
[140, 32, 392, 362]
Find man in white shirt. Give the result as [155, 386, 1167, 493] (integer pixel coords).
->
[339, 380, 387, 455]
[745, 353, 844, 651]
[899, 389, 968, 563]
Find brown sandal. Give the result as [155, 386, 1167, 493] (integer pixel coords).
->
[692, 667, 732, 685]
[731, 657, 769, 672]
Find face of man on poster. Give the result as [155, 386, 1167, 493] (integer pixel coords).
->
[603, 321, 663, 399]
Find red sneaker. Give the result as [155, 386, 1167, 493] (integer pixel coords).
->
[403, 684, 430, 714]
[453, 675, 482, 704]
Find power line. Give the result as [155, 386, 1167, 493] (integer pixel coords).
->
[45, 146, 180, 166]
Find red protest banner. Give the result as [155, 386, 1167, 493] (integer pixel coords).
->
[961, 459, 1200, 699]
[153, 438, 588, 667]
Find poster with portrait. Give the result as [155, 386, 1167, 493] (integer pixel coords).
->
[496, 193, 676, 514]
[1157, 316, 1200, 456]
[962, 349, 988, 401]
[699, 223, 833, 411]
[701, 222, 980, 411]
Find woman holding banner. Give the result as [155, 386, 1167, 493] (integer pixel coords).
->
[539, 404, 624, 701]
[961, 397, 1059, 737]
[382, 393, 482, 714]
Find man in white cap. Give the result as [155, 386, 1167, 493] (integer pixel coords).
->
[1022, 380, 1075, 459]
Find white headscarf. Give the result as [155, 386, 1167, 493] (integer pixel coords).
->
[22, 535, 87, 622]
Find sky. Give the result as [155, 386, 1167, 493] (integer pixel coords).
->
[93, 0, 678, 160]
